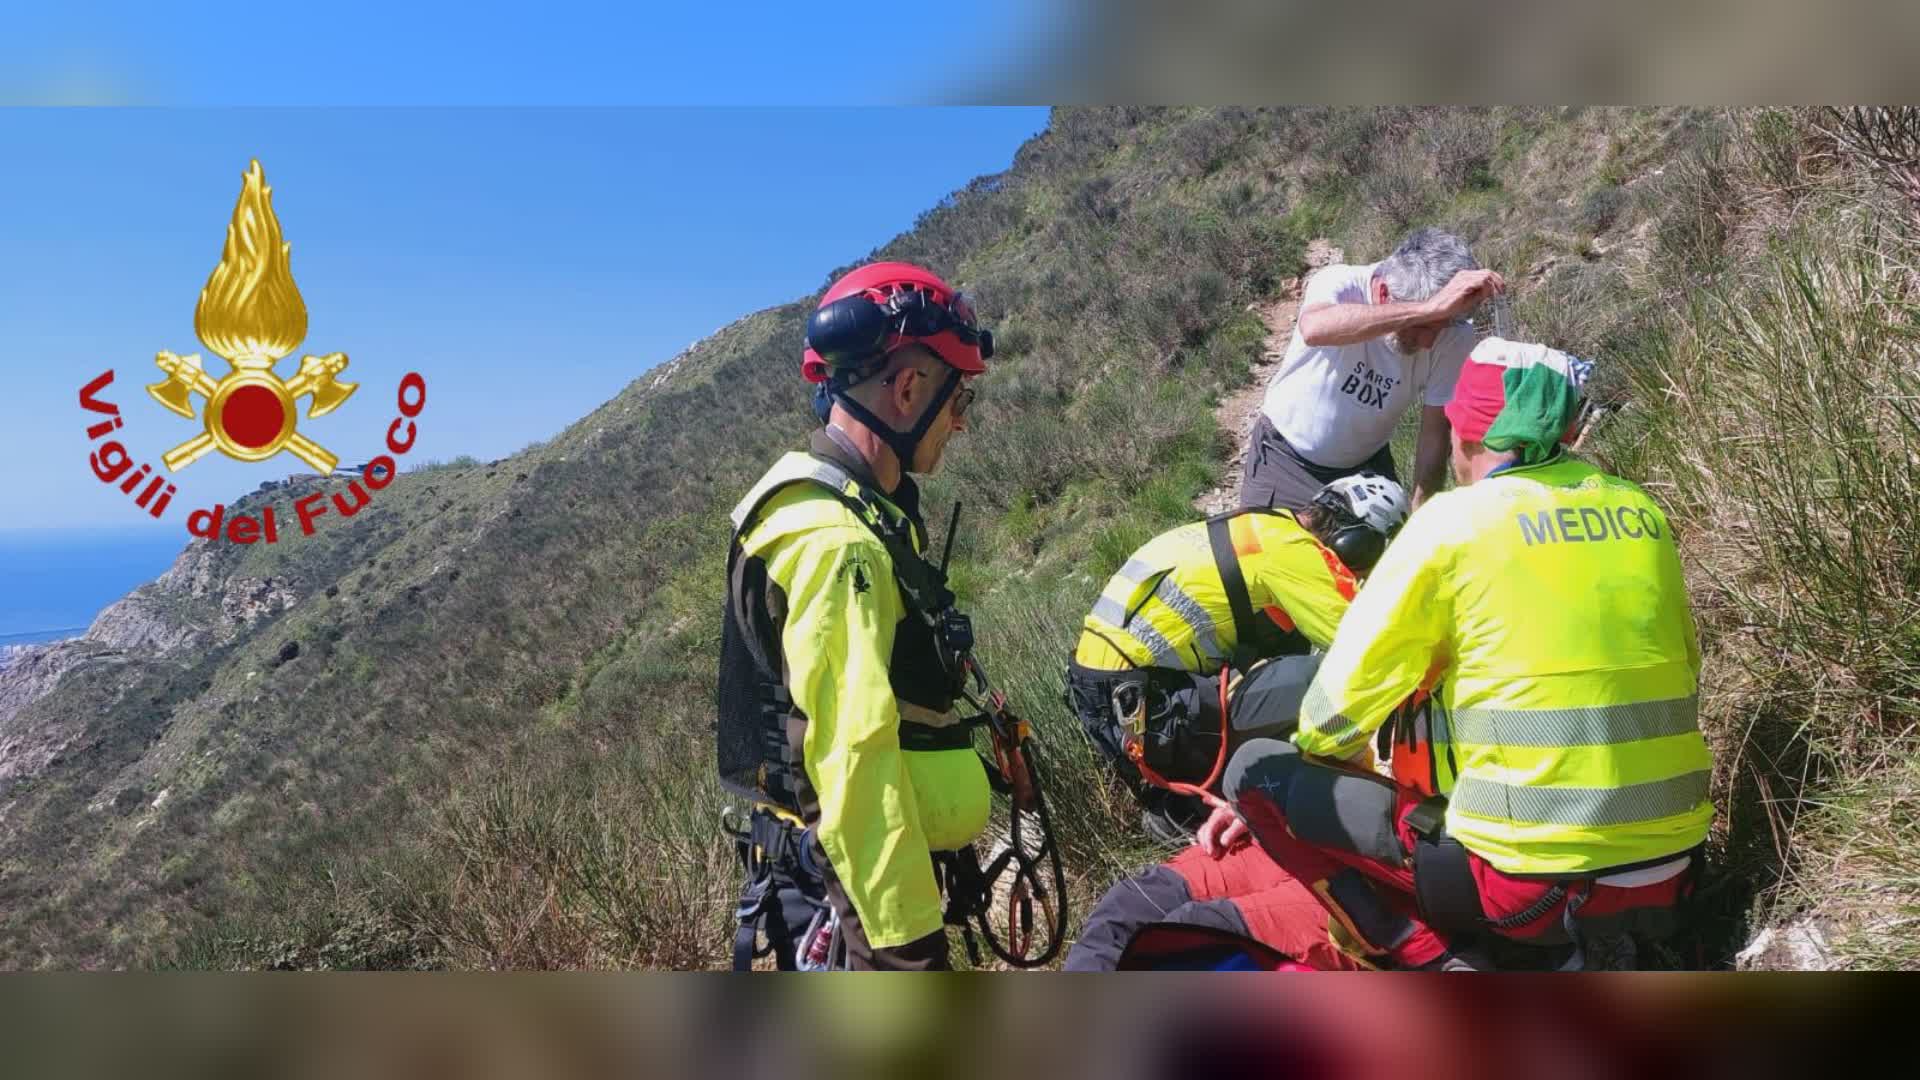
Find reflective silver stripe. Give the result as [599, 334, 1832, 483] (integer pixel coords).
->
[1090, 595, 1133, 629]
[1449, 697, 1701, 749]
[1450, 770, 1711, 828]
[1092, 557, 1190, 667]
[1151, 577, 1224, 665]
[1299, 682, 1367, 751]
[730, 456, 855, 529]
[1127, 619, 1183, 668]
[1091, 578, 1218, 668]
[1089, 595, 1182, 667]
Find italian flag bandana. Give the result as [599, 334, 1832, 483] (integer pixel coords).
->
[1443, 337, 1596, 465]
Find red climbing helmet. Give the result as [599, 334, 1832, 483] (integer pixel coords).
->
[801, 261, 993, 384]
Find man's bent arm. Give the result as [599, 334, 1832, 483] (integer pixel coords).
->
[1297, 300, 1444, 347]
[1294, 512, 1454, 759]
[1299, 268, 1506, 347]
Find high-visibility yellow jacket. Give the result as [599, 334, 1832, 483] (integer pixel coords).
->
[1294, 455, 1712, 876]
[734, 449, 990, 949]
[1073, 510, 1356, 673]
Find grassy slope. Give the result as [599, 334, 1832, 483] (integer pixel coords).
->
[1597, 110, 1920, 965]
[11, 107, 1913, 969]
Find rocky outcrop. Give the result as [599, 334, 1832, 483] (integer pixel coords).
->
[0, 641, 93, 727]
[1736, 919, 1839, 971]
[79, 543, 298, 657]
[218, 576, 299, 631]
[80, 544, 215, 656]
[0, 639, 130, 784]
[0, 540, 300, 789]
[85, 591, 205, 655]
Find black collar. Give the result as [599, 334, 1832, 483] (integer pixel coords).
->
[810, 427, 924, 528]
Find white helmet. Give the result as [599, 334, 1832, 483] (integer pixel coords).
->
[1309, 472, 1411, 573]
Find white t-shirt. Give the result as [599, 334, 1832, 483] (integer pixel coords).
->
[1258, 262, 1475, 469]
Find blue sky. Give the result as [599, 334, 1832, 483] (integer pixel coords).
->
[1, 3, 1072, 105]
[0, 107, 1050, 534]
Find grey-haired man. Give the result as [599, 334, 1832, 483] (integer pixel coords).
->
[1242, 227, 1505, 513]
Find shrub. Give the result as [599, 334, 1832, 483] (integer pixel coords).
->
[1578, 184, 1630, 235]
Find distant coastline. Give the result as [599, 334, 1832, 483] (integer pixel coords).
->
[0, 627, 88, 647]
[0, 527, 183, 643]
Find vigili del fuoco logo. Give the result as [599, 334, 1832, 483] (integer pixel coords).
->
[77, 160, 429, 544]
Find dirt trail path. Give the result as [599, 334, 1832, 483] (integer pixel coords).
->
[1195, 239, 1343, 515]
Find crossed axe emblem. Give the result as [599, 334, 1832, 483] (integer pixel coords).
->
[145, 159, 357, 474]
[148, 350, 355, 473]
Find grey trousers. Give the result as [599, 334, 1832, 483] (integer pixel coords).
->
[1240, 414, 1399, 512]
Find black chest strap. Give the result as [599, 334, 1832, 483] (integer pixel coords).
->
[1206, 514, 1265, 671]
[1205, 509, 1314, 670]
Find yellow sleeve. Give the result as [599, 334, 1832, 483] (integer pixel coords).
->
[1251, 543, 1352, 652]
[1293, 508, 1454, 760]
[764, 523, 944, 948]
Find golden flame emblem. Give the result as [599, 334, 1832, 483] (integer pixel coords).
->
[147, 160, 356, 473]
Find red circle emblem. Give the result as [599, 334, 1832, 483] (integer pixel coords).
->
[222, 385, 286, 449]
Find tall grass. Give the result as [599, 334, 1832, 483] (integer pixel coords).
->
[1595, 112, 1920, 964]
[384, 739, 737, 969]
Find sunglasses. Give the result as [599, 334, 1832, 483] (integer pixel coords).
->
[883, 369, 979, 420]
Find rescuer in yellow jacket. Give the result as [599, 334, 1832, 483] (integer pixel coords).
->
[1223, 338, 1713, 970]
[1067, 472, 1409, 841]
[718, 262, 993, 970]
